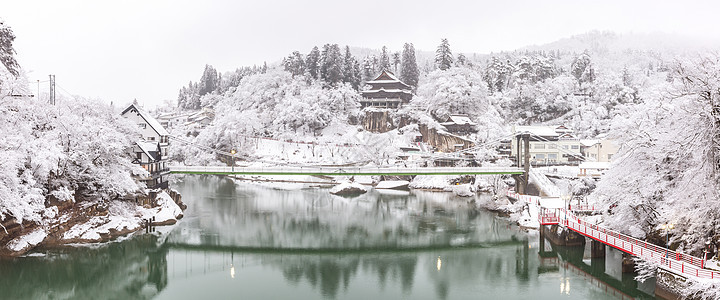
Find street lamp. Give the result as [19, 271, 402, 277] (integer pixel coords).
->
[660, 223, 674, 258]
[230, 149, 236, 173]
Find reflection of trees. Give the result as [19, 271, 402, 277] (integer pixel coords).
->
[171, 177, 522, 251]
[0, 234, 168, 300]
[275, 253, 416, 299]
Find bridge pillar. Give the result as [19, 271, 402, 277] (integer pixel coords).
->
[513, 134, 530, 193]
[622, 253, 636, 273]
[590, 240, 605, 258]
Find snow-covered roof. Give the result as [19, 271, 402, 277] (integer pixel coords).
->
[122, 104, 169, 136]
[361, 88, 412, 94]
[513, 125, 559, 137]
[579, 162, 611, 169]
[580, 139, 600, 147]
[136, 140, 160, 161]
[444, 114, 476, 125]
[366, 70, 411, 86]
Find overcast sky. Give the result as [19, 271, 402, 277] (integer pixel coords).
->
[4, 0, 720, 108]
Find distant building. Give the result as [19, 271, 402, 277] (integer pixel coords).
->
[440, 114, 477, 135]
[360, 70, 413, 109]
[122, 104, 170, 189]
[156, 107, 215, 130]
[511, 125, 582, 165]
[580, 139, 618, 162]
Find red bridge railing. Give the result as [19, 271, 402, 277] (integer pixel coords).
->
[506, 190, 720, 280]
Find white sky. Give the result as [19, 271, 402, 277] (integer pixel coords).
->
[4, 0, 720, 108]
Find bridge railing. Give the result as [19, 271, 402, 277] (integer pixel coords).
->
[506, 191, 541, 206]
[566, 217, 718, 279]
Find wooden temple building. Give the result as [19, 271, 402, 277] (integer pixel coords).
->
[360, 70, 413, 109]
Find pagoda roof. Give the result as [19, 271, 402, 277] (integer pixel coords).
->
[366, 70, 411, 87]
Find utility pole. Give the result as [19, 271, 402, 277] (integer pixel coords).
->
[49, 74, 56, 105]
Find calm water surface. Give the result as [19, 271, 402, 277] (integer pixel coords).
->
[0, 176, 656, 299]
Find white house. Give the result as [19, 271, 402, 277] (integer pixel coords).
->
[580, 139, 619, 162]
[511, 125, 583, 165]
[122, 103, 170, 189]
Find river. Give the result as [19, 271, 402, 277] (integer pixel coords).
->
[0, 176, 656, 299]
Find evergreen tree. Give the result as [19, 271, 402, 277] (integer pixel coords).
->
[306, 46, 321, 79]
[400, 43, 419, 87]
[435, 38, 453, 71]
[392, 52, 401, 73]
[321, 44, 344, 86]
[198, 64, 218, 96]
[352, 59, 362, 90]
[379, 46, 390, 71]
[0, 21, 19, 76]
[343, 46, 361, 90]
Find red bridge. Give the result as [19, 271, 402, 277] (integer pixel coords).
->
[507, 190, 720, 280]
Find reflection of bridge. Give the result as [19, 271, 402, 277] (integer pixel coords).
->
[163, 238, 526, 254]
[170, 165, 524, 176]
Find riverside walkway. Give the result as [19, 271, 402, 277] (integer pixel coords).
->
[169, 165, 524, 176]
[507, 190, 720, 280]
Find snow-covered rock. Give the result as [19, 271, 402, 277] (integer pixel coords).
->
[446, 184, 475, 197]
[6, 228, 47, 253]
[330, 181, 367, 196]
[375, 180, 410, 190]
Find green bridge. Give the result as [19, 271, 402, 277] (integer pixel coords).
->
[169, 166, 525, 176]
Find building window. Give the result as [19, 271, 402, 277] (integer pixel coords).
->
[548, 154, 557, 160]
[563, 145, 569, 150]
[535, 154, 545, 159]
[136, 152, 142, 159]
[548, 144, 557, 149]
[535, 144, 545, 149]
[607, 154, 613, 160]
[148, 137, 155, 141]
[571, 145, 580, 150]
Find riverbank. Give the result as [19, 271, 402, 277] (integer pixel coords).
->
[0, 189, 186, 257]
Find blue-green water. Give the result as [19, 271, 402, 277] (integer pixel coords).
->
[0, 176, 655, 299]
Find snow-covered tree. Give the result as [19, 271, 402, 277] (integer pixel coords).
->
[343, 46, 361, 90]
[435, 38, 453, 71]
[379, 46, 390, 71]
[392, 52, 401, 73]
[320, 44, 344, 86]
[400, 43, 419, 88]
[305, 46, 321, 80]
[282, 51, 305, 77]
[413, 67, 490, 121]
[0, 21, 19, 77]
[571, 50, 595, 87]
[591, 54, 720, 254]
[198, 64, 219, 96]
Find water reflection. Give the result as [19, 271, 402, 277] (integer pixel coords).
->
[0, 234, 168, 299]
[0, 176, 658, 300]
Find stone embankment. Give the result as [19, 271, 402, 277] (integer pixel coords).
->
[0, 189, 186, 257]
